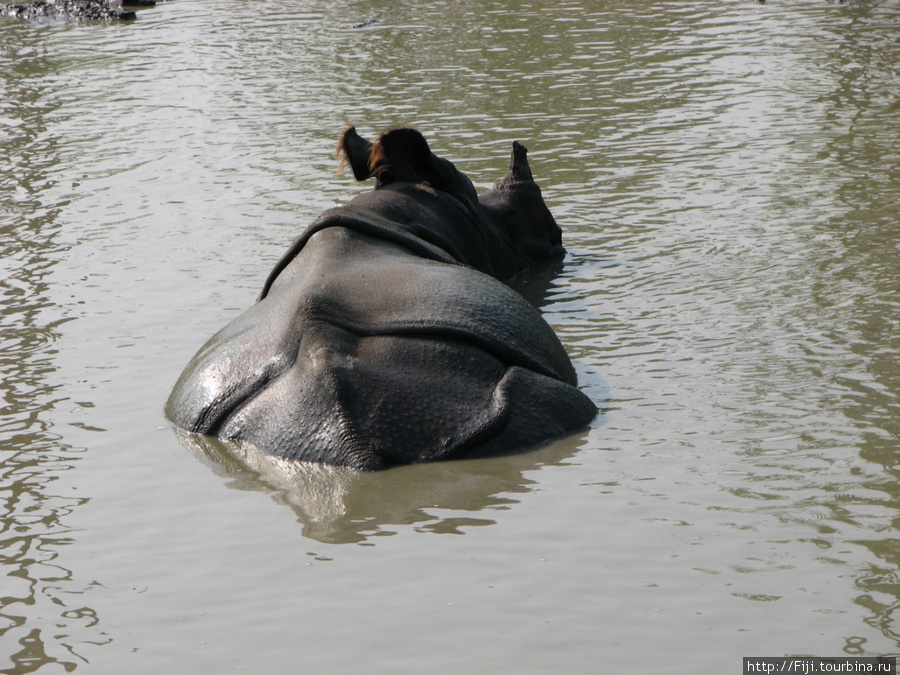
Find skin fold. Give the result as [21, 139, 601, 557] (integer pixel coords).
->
[166, 127, 597, 470]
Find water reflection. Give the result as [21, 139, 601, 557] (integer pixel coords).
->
[506, 256, 566, 306]
[817, 4, 900, 652]
[168, 231, 595, 545]
[179, 430, 589, 544]
[0, 25, 104, 672]
[2, 0, 900, 668]
[817, 3, 900, 453]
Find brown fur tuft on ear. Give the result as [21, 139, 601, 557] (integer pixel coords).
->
[336, 126, 377, 181]
[335, 125, 352, 171]
[368, 137, 392, 181]
[335, 142, 351, 176]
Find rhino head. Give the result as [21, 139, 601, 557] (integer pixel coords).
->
[337, 126, 565, 281]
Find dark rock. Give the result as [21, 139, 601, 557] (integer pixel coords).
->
[1, 0, 139, 22]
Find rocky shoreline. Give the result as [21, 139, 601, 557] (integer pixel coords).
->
[1, 0, 156, 22]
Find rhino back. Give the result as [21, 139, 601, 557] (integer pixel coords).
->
[274, 227, 579, 384]
[165, 227, 589, 465]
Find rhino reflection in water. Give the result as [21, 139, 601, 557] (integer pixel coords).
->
[181, 430, 589, 544]
[166, 127, 597, 470]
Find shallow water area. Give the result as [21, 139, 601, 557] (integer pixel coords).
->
[2, 0, 900, 672]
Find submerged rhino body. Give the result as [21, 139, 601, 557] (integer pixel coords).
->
[166, 127, 596, 470]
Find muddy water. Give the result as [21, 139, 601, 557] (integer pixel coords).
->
[2, 0, 899, 672]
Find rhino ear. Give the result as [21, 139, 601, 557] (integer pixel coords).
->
[370, 128, 480, 209]
[508, 141, 535, 183]
[336, 126, 377, 181]
[370, 128, 434, 184]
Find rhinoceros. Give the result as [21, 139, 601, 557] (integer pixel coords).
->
[166, 127, 596, 470]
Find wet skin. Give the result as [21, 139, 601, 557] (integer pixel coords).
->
[166, 127, 597, 470]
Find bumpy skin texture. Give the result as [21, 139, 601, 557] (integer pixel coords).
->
[166, 128, 597, 470]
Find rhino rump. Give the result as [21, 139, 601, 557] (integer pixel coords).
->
[203, 325, 595, 470]
[166, 227, 596, 470]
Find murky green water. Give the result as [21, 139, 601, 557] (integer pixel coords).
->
[2, 0, 899, 672]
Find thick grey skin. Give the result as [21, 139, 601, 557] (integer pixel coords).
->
[166, 127, 597, 470]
